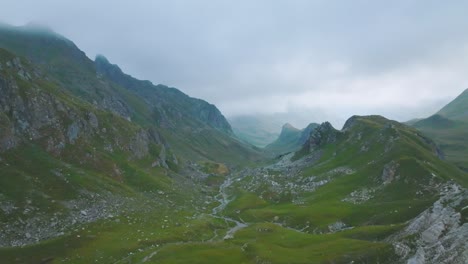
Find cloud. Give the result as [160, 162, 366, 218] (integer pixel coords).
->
[1, 1, 468, 127]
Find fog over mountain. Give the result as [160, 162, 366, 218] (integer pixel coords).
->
[2, 0, 468, 127]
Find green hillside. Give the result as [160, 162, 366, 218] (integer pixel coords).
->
[437, 88, 468, 120]
[412, 89, 468, 171]
[126, 116, 468, 263]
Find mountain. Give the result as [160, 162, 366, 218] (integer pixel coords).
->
[94, 55, 233, 134]
[437, 88, 468, 121]
[0, 23, 262, 165]
[412, 89, 468, 171]
[264, 122, 319, 156]
[229, 112, 322, 147]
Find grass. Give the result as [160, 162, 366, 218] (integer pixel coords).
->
[133, 222, 397, 264]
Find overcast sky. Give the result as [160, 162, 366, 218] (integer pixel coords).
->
[2, 0, 468, 128]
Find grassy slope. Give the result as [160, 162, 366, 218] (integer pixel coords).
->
[437, 88, 468, 120]
[414, 115, 468, 170]
[427, 89, 468, 169]
[412, 87, 468, 171]
[138, 116, 465, 264]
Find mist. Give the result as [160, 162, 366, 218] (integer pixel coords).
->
[2, 0, 468, 127]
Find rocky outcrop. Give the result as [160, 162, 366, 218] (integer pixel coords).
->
[299, 123, 319, 145]
[382, 161, 400, 185]
[0, 53, 165, 161]
[307, 122, 340, 151]
[388, 183, 468, 264]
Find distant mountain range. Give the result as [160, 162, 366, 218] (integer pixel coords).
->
[229, 112, 323, 147]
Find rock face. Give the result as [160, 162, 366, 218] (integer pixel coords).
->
[307, 122, 339, 151]
[382, 161, 399, 185]
[299, 123, 320, 145]
[0, 48, 182, 173]
[389, 183, 468, 264]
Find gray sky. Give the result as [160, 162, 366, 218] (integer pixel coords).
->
[2, 0, 468, 128]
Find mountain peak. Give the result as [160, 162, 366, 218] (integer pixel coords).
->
[23, 22, 55, 33]
[304, 121, 339, 151]
[282, 123, 298, 131]
[95, 54, 110, 64]
[278, 123, 300, 139]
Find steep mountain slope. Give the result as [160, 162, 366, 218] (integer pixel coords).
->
[0, 23, 262, 165]
[437, 88, 468, 120]
[264, 122, 319, 156]
[94, 55, 232, 134]
[412, 89, 468, 171]
[0, 47, 202, 249]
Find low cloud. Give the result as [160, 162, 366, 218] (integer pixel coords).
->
[1, 1, 468, 127]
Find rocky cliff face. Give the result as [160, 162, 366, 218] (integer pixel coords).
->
[389, 183, 468, 264]
[0, 49, 169, 163]
[305, 121, 340, 151]
[298, 123, 320, 145]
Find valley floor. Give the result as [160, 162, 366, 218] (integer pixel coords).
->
[2, 152, 466, 264]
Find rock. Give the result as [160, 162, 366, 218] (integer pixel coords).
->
[328, 221, 348, 233]
[389, 183, 468, 264]
[87, 112, 99, 128]
[67, 122, 81, 144]
[382, 161, 399, 185]
[80, 210, 87, 216]
[307, 122, 339, 151]
[128, 130, 150, 159]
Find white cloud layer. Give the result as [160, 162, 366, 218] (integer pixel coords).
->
[1, 0, 468, 127]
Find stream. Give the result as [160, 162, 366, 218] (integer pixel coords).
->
[137, 174, 248, 263]
[210, 176, 248, 240]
